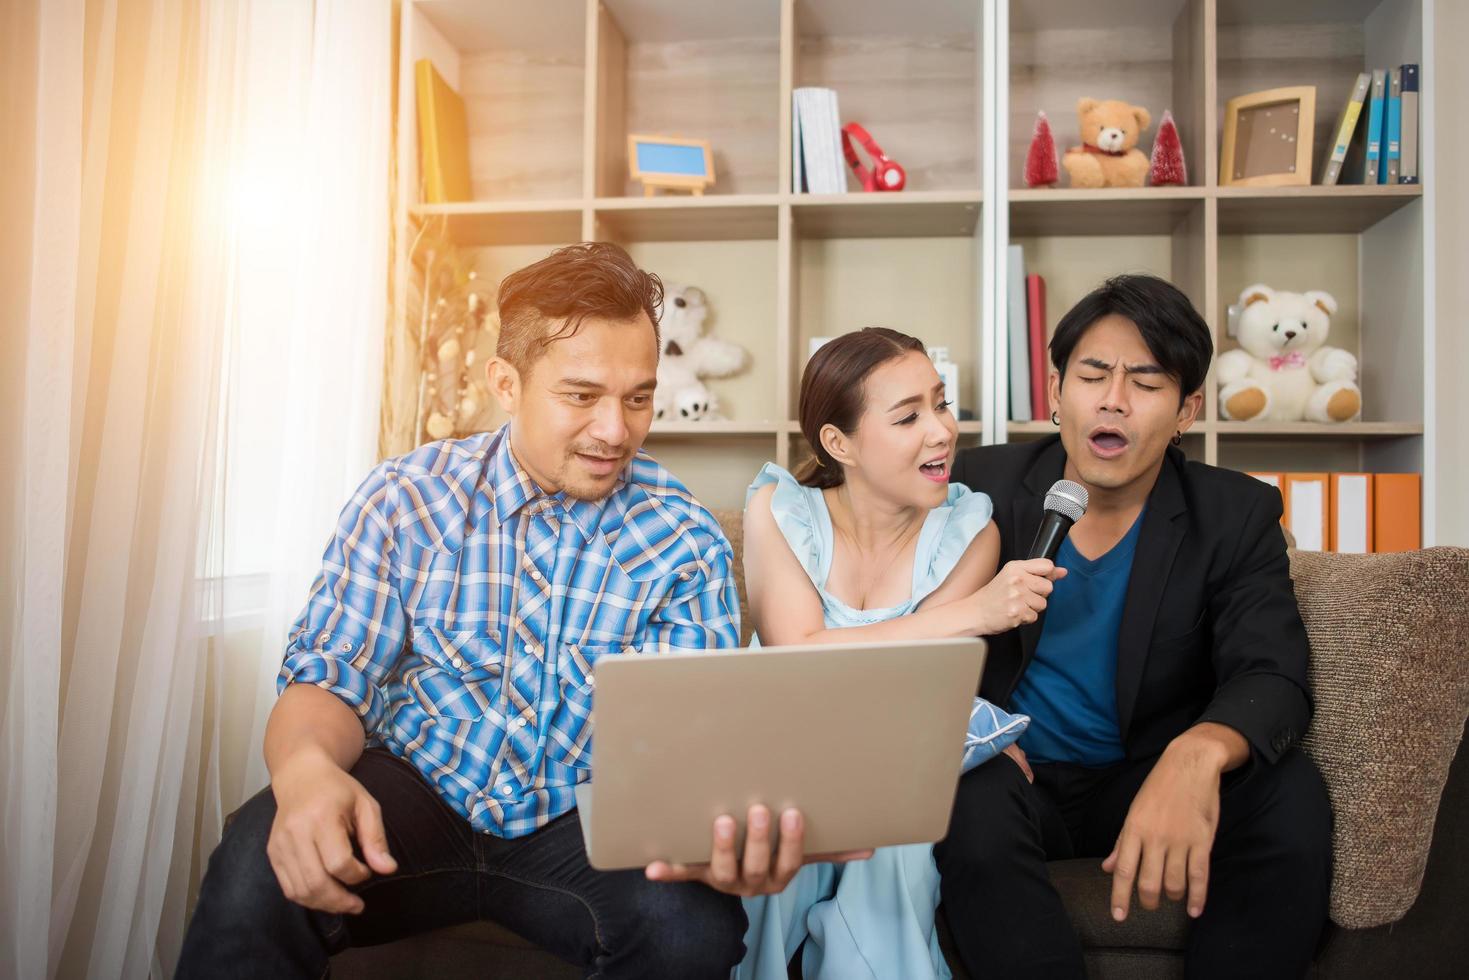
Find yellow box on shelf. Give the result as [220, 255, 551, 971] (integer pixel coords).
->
[415, 59, 471, 204]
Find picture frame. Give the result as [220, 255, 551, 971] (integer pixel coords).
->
[1220, 86, 1316, 187]
[627, 134, 716, 196]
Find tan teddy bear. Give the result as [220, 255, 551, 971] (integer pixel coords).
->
[1062, 98, 1152, 188]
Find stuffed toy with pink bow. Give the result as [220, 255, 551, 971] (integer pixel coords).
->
[1218, 283, 1361, 423]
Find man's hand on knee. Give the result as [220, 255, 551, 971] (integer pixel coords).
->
[643, 805, 873, 897]
[1101, 724, 1246, 922]
[267, 748, 398, 915]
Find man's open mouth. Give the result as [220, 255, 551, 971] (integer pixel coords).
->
[1088, 427, 1130, 458]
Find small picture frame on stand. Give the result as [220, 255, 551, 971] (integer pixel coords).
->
[628, 135, 715, 196]
[1220, 86, 1316, 187]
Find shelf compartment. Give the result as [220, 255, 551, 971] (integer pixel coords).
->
[1008, 0, 1210, 192]
[596, 1, 781, 198]
[1009, 188, 1206, 237]
[593, 195, 781, 242]
[792, 191, 982, 239]
[795, 0, 981, 194]
[1215, 185, 1422, 235]
[412, 1, 586, 202]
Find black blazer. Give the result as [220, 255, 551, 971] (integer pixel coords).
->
[952, 436, 1312, 766]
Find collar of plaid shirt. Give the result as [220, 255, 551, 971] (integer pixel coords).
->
[277, 424, 739, 838]
[490, 424, 623, 541]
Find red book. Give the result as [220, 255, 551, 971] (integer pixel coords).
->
[1027, 274, 1048, 419]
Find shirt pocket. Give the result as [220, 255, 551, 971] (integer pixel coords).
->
[555, 643, 621, 725]
[408, 625, 505, 721]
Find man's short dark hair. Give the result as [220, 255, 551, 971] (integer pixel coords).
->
[496, 242, 663, 373]
[1050, 274, 1213, 403]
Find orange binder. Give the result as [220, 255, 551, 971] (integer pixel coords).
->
[1329, 473, 1374, 553]
[1373, 473, 1422, 552]
[1248, 473, 1288, 528]
[1283, 474, 1329, 552]
[415, 59, 472, 203]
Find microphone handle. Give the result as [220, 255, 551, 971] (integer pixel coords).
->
[1027, 512, 1074, 562]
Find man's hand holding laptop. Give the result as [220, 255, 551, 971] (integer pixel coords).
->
[645, 804, 874, 897]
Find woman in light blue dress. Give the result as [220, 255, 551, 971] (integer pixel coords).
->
[736, 328, 1063, 980]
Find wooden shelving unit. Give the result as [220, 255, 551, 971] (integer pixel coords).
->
[1000, 0, 1430, 518]
[391, 0, 1437, 537]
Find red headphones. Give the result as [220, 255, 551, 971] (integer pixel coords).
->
[841, 123, 906, 192]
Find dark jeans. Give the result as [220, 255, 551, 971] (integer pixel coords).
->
[934, 747, 1332, 979]
[176, 747, 746, 979]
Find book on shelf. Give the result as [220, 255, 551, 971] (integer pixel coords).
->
[1006, 245, 1031, 422]
[1399, 64, 1420, 184]
[1249, 471, 1421, 552]
[1284, 473, 1329, 552]
[1329, 473, 1374, 554]
[1026, 274, 1048, 420]
[1320, 72, 1370, 186]
[1361, 69, 1387, 185]
[793, 88, 846, 194]
[1373, 473, 1422, 552]
[1383, 67, 1403, 184]
[415, 59, 472, 204]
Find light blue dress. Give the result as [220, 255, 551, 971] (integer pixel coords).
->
[737, 463, 1029, 980]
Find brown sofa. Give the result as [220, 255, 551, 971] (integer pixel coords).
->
[327, 513, 1469, 979]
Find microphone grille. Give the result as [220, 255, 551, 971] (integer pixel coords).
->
[1044, 480, 1089, 522]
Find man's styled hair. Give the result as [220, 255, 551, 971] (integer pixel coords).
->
[1050, 274, 1213, 403]
[496, 242, 664, 373]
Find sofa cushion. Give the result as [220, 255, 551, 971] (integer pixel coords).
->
[1290, 547, 1469, 928]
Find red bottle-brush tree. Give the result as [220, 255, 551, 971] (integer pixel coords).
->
[1024, 111, 1058, 188]
[1149, 109, 1187, 186]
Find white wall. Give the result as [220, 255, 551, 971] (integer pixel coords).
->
[1431, 0, 1467, 545]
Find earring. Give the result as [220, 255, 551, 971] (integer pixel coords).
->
[1172, 431, 1183, 446]
[1051, 411, 1060, 426]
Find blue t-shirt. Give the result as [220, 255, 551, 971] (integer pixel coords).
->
[1010, 510, 1144, 767]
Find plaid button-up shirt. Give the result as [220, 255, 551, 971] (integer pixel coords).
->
[279, 424, 740, 837]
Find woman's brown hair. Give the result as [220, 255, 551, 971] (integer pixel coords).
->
[795, 327, 927, 489]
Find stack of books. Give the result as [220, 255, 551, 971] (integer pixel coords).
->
[1249, 472, 1421, 553]
[792, 87, 847, 194]
[1320, 65, 1421, 186]
[1006, 245, 1049, 422]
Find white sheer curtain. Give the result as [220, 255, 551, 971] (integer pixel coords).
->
[0, 1, 390, 976]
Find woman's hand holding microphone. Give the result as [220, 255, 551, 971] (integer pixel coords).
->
[965, 559, 1066, 635]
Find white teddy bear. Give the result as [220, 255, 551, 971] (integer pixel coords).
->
[654, 284, 748, 422]
[1217, 283, 1361, 423]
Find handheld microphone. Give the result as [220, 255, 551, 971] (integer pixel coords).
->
[1027, 480, 1089, 561]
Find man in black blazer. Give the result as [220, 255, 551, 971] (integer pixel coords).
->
[937, 275, 1331, 978]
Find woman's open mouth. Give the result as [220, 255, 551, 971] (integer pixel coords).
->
[919, 457, 949, 483]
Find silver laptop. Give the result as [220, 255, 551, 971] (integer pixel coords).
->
[574, 637, 986, 870]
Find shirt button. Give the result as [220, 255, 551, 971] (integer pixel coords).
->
[586, 674, 596, 688]
[451, 655, 466, 669]
[500, 785, 513, 797]
[530, 569, 543, 582]
[513, 717, 527, 730]
[340, 642, 352, 652]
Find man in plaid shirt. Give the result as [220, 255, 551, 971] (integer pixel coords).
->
[180, 244, 829, 978]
